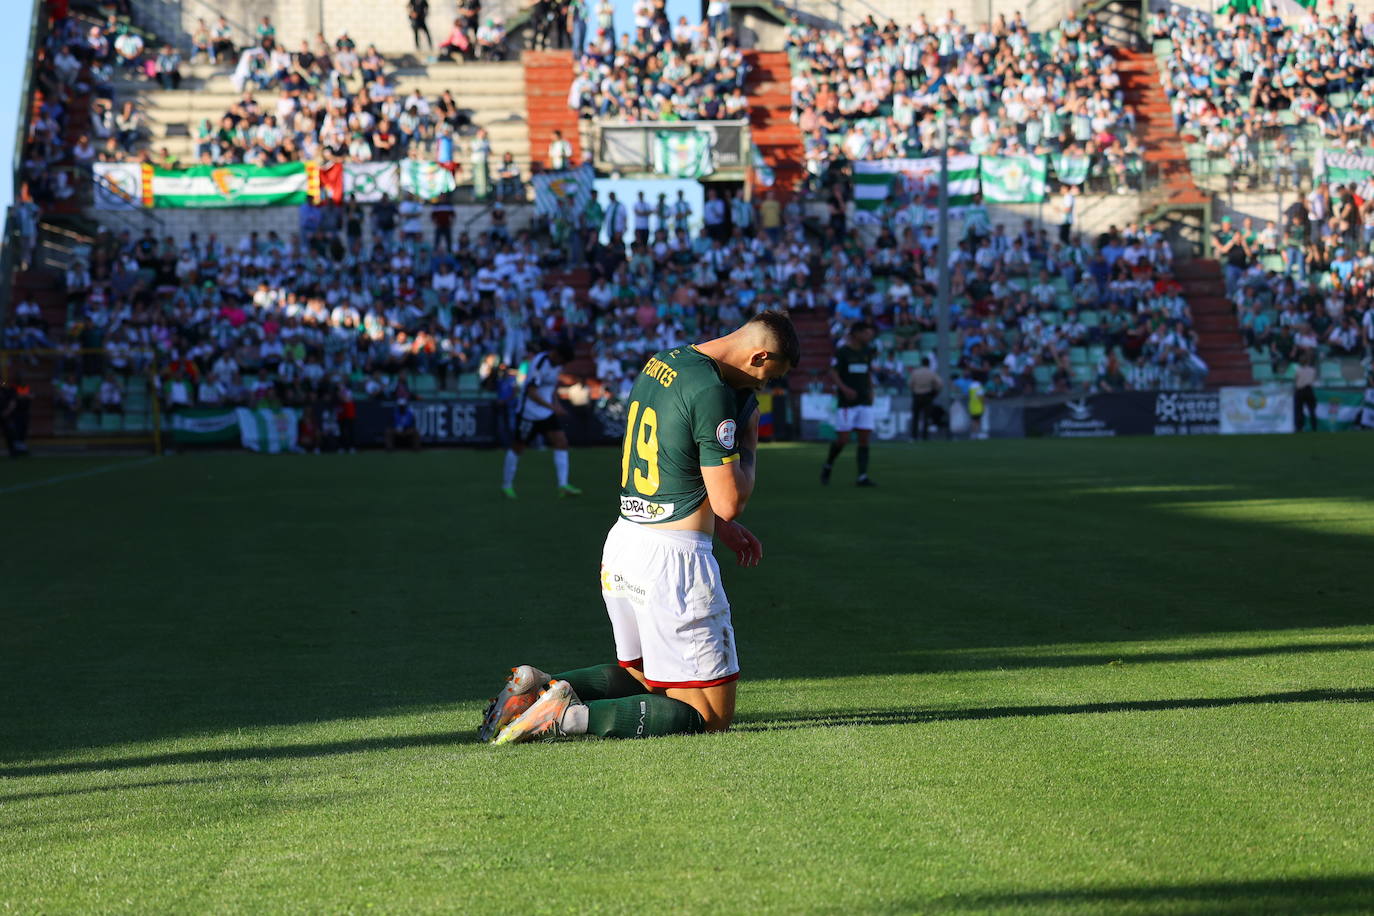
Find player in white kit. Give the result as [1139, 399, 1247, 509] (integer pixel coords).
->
[501, 342, 582, 499]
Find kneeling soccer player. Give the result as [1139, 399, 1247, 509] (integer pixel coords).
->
[479, 312, 800, 743]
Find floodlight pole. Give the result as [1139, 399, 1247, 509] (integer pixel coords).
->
[935, 109, 952, 435]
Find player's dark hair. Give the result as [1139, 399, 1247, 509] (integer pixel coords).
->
[555, 342, 575, 363]
[747, 310, 801, 370]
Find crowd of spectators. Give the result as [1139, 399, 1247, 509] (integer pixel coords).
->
[1221, 191, 1374, 377]
[3, 181, 1211, 434]
[785, 11, 1142, 194]
[1155, 5, 1374, 182]
[567, 6, 751, 122]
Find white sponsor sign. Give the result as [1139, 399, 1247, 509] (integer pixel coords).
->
[1219, 386, 1295, 434]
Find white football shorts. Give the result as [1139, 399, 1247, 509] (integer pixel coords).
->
[600, 518, 739, 689]
[834, 405, 876, 432]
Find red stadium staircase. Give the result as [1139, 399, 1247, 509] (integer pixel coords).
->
[745, 51, 805, 199]
[786, 308, 834, 395]
[1116, 47, 1208, 215]
[1117, 49, 1249, 385]
[524, 50, 582, 170]
[1174, 260, 1253, 386]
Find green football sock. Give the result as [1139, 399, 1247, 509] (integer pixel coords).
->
[554, 663, 648, 701]
[583, 694, 705, 739]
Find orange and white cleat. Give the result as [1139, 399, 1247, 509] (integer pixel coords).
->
[477, 665, 551, 742]
[492, 680, 579, 745]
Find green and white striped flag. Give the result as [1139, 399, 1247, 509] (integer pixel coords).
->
[1054, 155, 1090, 186]
[980, 156, 1048, 203]
[151, 163, 312, 208]
[236, 408, 300, 454]
[399, 161, 458, 199]
[652, 130, 714, 179]
[169, 408, 240, 443]
[852, 171, 897, 210]
[853, 156, 980, 209]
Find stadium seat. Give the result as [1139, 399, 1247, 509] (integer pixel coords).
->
[1069, 347, 1088, 365]
[122, 414, 150, 432]
[410, 373, 439, 395]
[1087, 346, 1107, 364]
[1253, 363, 1274, 381]
[1080, 311, 1101, 327]
[1032, 365, 1053, 389]
[1320, 361, 1346, 383]
[99, 413, 122, 432]
[77, 412, 100, 432]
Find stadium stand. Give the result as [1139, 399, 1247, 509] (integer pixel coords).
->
[11, 0, 1374, 449]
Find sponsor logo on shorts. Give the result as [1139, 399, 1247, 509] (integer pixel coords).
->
[848, 363, 868, 373]
[716, 418, 737, 449]
[603, 569, 648, 602]
[621, 495, 673, 522]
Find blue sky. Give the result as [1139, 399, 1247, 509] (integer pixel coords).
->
[0, 3, 38, 214]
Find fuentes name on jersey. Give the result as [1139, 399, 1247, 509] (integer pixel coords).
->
[617, 346, 746, 524]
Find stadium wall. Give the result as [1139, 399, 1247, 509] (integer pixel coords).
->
[83, 204, 542, 241]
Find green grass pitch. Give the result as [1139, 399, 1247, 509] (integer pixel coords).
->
[2, 436, 1373, 913]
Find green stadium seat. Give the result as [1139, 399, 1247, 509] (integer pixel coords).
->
[77, 412, 100, 432]
[1320, 361, 1346, 382]
[122, 414, 150, 432]
[80, 376, 100, 398]
[410, 373, 439, 395]
[1329, 92, 1350, 109]
[1032, 365, 1053, 389]
[1253, 363, 1274, 381]
[1080, 311, 1101, 327]
[1087, 346, 1107, 364]
[899, 350, 924, 367]
[1069, 347, 1089, 365]
[99, 413, 123, 432]
[919, 332, 938, 350]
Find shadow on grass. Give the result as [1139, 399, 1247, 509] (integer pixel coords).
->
[0, 729, 481, 780]
[6, 442, 1374, 762]
[905, 639, 1374, 674]
[920, 874, 1374, 913]
[0, 775, 239, 805]
[734, 687, 1374, 732]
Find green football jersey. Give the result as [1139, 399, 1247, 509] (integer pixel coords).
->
[618, 346, 751, 525]
[833, 343, 875, 407]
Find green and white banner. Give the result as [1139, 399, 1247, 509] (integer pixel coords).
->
[1315, 387, 1373, 431]
[1054, 155, 1090, 186]
[652, 130, 714, 179]
[1315, 150, 1374, 189]
[344, 162, 402, 202]
[150, 163, 313, 208]
[852, 171, 897, 210]
[533, 164, 594, 216]
[236, 408, 300, 454]
[981, 156, 1048, 203]
[853, 156, 980, 208]
[168, 408, 241, 444]
[399, 161, 458, 199]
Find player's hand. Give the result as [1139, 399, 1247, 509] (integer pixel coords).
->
[717, 519, 762, 568]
